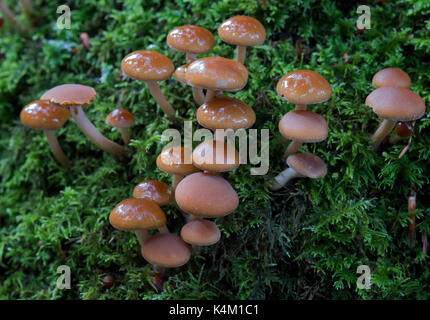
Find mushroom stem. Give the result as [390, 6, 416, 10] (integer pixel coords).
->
[186, 52, 197, 63]
[20, 0, 34, 14]
[192, 87, 205, 106]
[158, 225, 170, 234]
[172, 174, 184, 191]
[44, 130, 70, 167]
[146, 81, 178, 122]
[135, 230, 150, 246]
[71, 105, 127, 157]
[408, 190, 416, 248]
[295, 104, 307, 111]
[284, 141, 303, 158]
[0, 1, 17, 24]
[205, 89, 219, 102]
[119, 127, 130, 145]
[370, 119, 396, 149]
[236, 45, 247, 64]
[270, 168, 303, 191]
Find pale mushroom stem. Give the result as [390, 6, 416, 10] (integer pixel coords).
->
[135, 230, 150, 246]
[172, 174, 184, 191]
[236, 46, 247, 64]
[205, 89, 220, 102]
[44, 130, 70, 167]
[370, 119, 396, 149]
[186, 52, 197, 63]
[158, 225, 170, 234]
[284, 141, 303, 158]
[71, 105, 127, 156]
[146, 81, 179, 122]
[295, 104, 307, 111]
[185, 53, 205, 105]
[270, 168, 303, 191]
[20, 0, 34, 14]
[0, 1, 17, 24]
[119, 127, 130, 145]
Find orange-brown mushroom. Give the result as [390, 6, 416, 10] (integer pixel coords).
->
[133, 180, 173, 206]
[106, 108, 135, 145]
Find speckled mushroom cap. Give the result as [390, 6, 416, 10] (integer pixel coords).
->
[185, 57, 248, 91]
[106, 108, 135, 128]
[175, 172, 239, 218]
[156, 146, 199, 176]
[109, 198, 166, 231]
[365, 87, 425, 121]
[174, 64, 188, 84]
[121, 50, 174, 81]
[218, 16, 266, 47]
[196, 97, 256, 130]
[278, 110, 328, 142]
[192, 140, 240, 172]
[180, 219, 221, 246]
[372, 68, 411, 88]
[133, 180, 173, 206]
[276, 70, 332, 105]
[20, 100, 71, 130]
[287, 153, 327, 179]
[141, 233, 191, 268]
[41, 84, 96, 106]
[167, 25, 215, 54]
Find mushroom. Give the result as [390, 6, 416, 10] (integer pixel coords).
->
[20, 100, 71, 167]
[192, 139, 240, 173]
[133, 180, 173, 206]
[121, 50, 178, 122]
[105, 108, 135, 145]
[174, 63, 188, 84]
[185, 56, 248, 102]
[218, 16, 266, 64]
[372, 68, 411, 88]
[389, 121, 414, 145]
[365, 86, 425, 149]
[80, 32, 90, 50]
[276, 70, 332, 110]
[41, 84, 127, 157]
[270, 152, 327, 191]
[109, 198, 168, 246]
[181, 218, 221, 250]
[279, 110, 328, 158]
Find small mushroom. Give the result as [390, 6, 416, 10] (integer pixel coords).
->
[192, 139, 240, 173]
[372, 68, 411, 88]
[80, 32, 90, 50]
[276, 70, 332, 110]
[270, 152, 327, 191]
[218, 16, 266, 64]
[105, 108, 135, 145]
[133, 180, 173, 206]
[20, 100, 71, 166]
[389, 121, 414, 145]
[181, 218, 221, 250]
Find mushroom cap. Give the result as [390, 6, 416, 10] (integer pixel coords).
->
[167, 25, 215, 54]
[175, 172, 239, 218]
[141, 233, 191, 268]
[192, 139, 240, 172]
[20, 100, 71, 130]
[286, 153, 327, 179]
[372, 68, 411, 88]
[156, 146, 199, 176]
[185, 57, 248, 91]
[106, 108, 135, 128]
[218, 16, 266, 47]
[395, 121, 414, 138]
[276, 70, 332, 105]
[41, 84, 96, 106]
[181, 219, 221, 246]
[133, 180, 173, 206]
[121, 50, 174, 81]
[174, 63, 188, 84]
[109, 198, 166, 231]
[196, 97, 256, 130]
[278, 110, 328, 143]
[365, 87, 426, 121]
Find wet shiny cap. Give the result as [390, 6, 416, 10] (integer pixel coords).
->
[218, 16, 266, 47]
[175, 172, 239, 218]
[276, 70, 332, 105]
[192, 140, 240, 172]
[287, 153, 327, 179]
[196, 97, 256, 130]
[372, 68, 411, 88]
[181, 219, 221, 246]
[156, 146, 199, 176]
[185, 57, 248, 91]
[279, 110, 328, 142]
[41, 84, 96, 106]
[106, 108, 135, 128]
[141, 233, 191, 268]
[121, 50, 174, 81]
[109, 198, 166, 231]
[133, 180, 173, 206]
[395, 121, 414, 138]
[167, 25, 215, 54]
[365, 87, 425, 121]
[174, 64, 188, 84]
[20, 100, 71, 130]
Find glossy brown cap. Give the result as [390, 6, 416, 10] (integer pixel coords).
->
[276, 70, 332, 105]
[196, 97, 256, 130]
[278, 110, 328, 142]
[287, 153, 327, 179]
[365, 87, 425, 121]
[106, 108, 135, 128]
[185, 57, 248, 91]
[121, 50, 174, 81]
[141, 233, 191, 268]
[133, 180, 173, 206]
[41, 84, 96, 106]
[192, 140, 240, 172]
[181, 219, 221, 246]
[175, 172, 239, 218]
[156, 146, 199, 176]
[372, 68, 411, 88]
[395, 121, 414, 138]
[218, 16, 266, 47]
[20, 100, 71, 130]
[109, 198, 166, 231]
[174, 63, 188, 84]
[167, 25, 215, 54]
